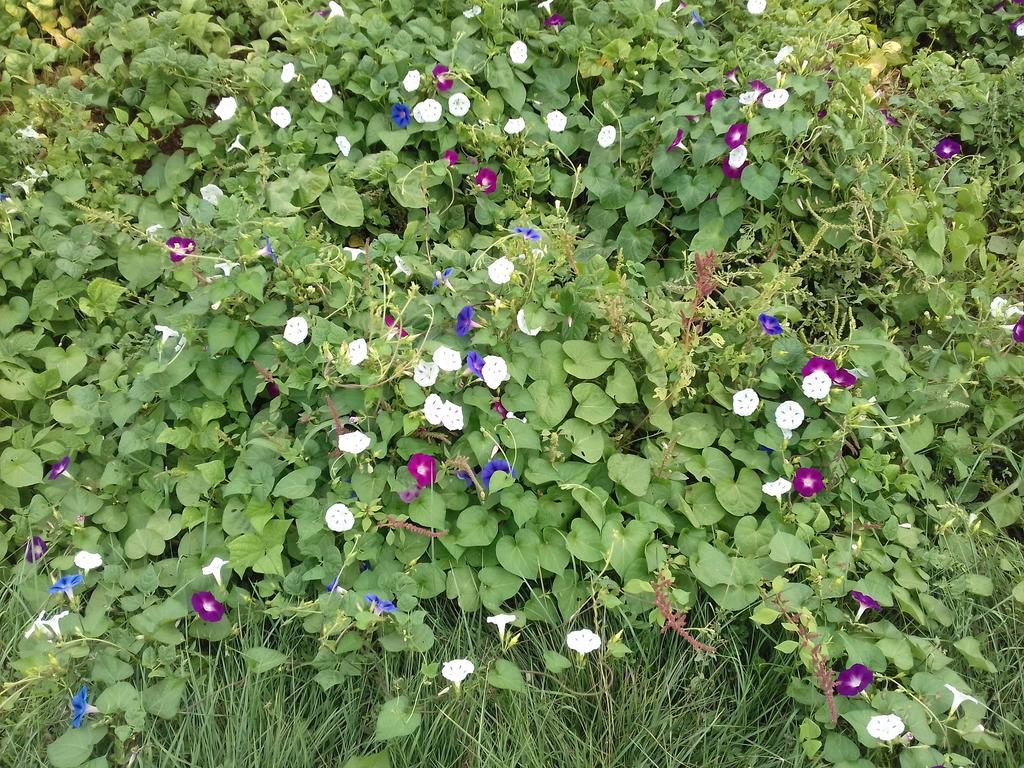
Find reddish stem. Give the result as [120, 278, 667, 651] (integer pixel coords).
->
[377, 516, 447, 538]
[652, 574, 717, 654]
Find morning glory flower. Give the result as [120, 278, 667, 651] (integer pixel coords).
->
[214, 261, 238, 277]
[725, 123, 748, 149]
[480, 459, 516, 491]
[509, 40, 528, 65]
[391, 103, 411, 128]
[466, 350, 485, 378]
[414, 361, 440, 387]
[832, 368, 857, 388]
[880, 108, 899, 126]
[488, 257, 515, 284]
[758, 313, 783, 334]
[269, 106, 292, 128]
[802, 356, 837, 380]
[1012, 16, 1024, 35]
[228, 134, 245, 152]
[48, 456, 71, 479]
[747, 0, 766, 13]
[402, 70, 421, 92]
[310, 79, 333, 103]
[667, 128, 685, 152]
[690, 9, 704, 26]
[836, 664, 874, 696]
[325, 503, 355, 532]
[732, 389, 760, 417]
[433, 65, 453, 91]
[721, 156, 746, 179]
[566, 629, 602, 655]
[433, 345, 462, 371]
[441, 659, 475, 686]
[337, 430, 371, 454]
[597, 125, 617, 148]
[866, 714, 905, 742]
[154, 325, 185, 351]
[705, 90, 725, 112]
[408, 453, 438, 488]
[762, 478, 792, 498]
[412, 99, 443, 124]
[475, 167, 498, 194]
[200, 184, 223, 206]
[739, 80, 771, 105]
[456, 305, 477, 336]
[24, 609, 69, 640]
[191, 591, 225, 622]
[326, 576, 347, 594]
[214, 97, 237, 121]
[74, 551, 103, 574]
[281, 62, 297, 83]
[762, 89, 789, 109]
[727, 144, 748, 169]
[487, 613, 517, 638]
[336, 135, 352, 156]
[464, 4, 481, 16]
[448, 93, 471, 116]
[348, 338, 368, 366]
[516, 309, 542, 336]
[481, 355, 510, 389]
[365, 594, 397, 614]
[773, 45, 795, 65]
[444, 149, 460, 165]
[283, 316, 309, 345]
[802, 370, 832, 400]
[850, 590, 881, 621]
[934, 137, 961, 160]
[944, 683, 980, 713]
[545, 13, 566, 26]
[258, 235, 278, 265]
[793, 467, 825, 497]
[513, 226, 542, 241]
[1014, 316, 1024, 342]
[385, 315, 410, 338]
[25, 535, 48, 562]
[71, 686, 98, 728]
[202, 556, 230, 588]
[166, 236, 196, 262]
[546, 110, 568, 132]
[504, 117, 526, 135]
[49, 574, 84, 598]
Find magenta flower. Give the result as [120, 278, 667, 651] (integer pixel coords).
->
[1011, 16, 1024, 34]
[721, 156, 746, 179]
[545, 13, 566, 25]
[384, 315, 409, 338]
[48, 456, 71, 480]
[832, 368, 857, 388]
[747, 80, 770, 102]
[398, 487, 420, 503]
[705, 89, 725, 112]
[191, 591, 225, 622]
[493, 399, 509, 419]
[407, 453, 438, 488]
[475, 167, 498, 194]
[25, 536, 48, 562]
[835, 664, 874, 696]
[850, 590, 881, 621]
[166, 236, 196, 263]
[934, 137, 961, 160]
[432, 65, 453, 91]
[793, 467, 825, 498]
[802, 356, 838, 380]
[667, 128, 685, 152]
[724, 123, 748, 149]
[444, 149, 459, 166]
[725, 67, 740, 85]
[880, 108, 899, 126]
[1014, 316, 1024, 343]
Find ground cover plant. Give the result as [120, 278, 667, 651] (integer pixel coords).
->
[1, 0, 1023, 766]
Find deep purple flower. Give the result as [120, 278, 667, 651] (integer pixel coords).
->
[166, 236, 196, 262]
[667, 128, 685, 152]
[725, 123, 748, 149]
[47, 456, 71, 480]
[391, 103, 411, 128]
[384, 315, 409, 338]
[266, 381, 281, 399]
[513, 226, 542, 241]
[466, 350, 485, 377]
[722, 156, 746, 179]
[480, 459, 516, 491]
[934, 137, 961, 160]
[705, 89, 725, 112]
[832, 368, 857, 388]
[880, 108, 899, 126]
[25, 536, 48, 562]
[817, 108, 827, 119]
[749, 80, 770, 100]
[793, 467, 825, 498]
[758, 313, 783, 335]
[444, 149, 459, 166]
[1011, 16, 1024, 35]
[407, 453, 438, 488]
[726, 67, 740, 84]
[1014, 316, 1024, 343]
[432, 65, 453, 91]
[850, 590, 881, 621]
[456, 305, 476, 337]
[493, 399, 509, 419]
[456, 470, 474, 489]
[433, 267, 454, 288]
[191, 591, 225, 622]
[365, 594, 397, 614]
[475, 167, 498, 194]
[836, 664, 874, 696]
[398, 487, 421, 503]
[545, 13, 566, 25]
[802, 356, 838, 380]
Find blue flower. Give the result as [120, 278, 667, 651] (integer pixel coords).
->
[466, 350, 485, 377]
[49, 574, 84, 597]
[258, 235, 277, 265]
[758, 313, 783, 335]
[758, 444, 774, 454]
[455, 470, 474, 489]
[480, 459, 516, 491]
[690, 9, 705, 26]
[513, 226, 541, 241]
[70, 685, 91, 728]
[365, 594, 397, 614]
[391, 103, 411, 128]
[456, 305, 475, 337]
[432, 267, 454, 288]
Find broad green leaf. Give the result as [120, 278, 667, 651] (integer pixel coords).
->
[0, 448, 43, 487]
[607, 454, 651, 497]
[243, 646, 288, 672]
[740, 162, 781, 200]
[375, 696, 421, 741]
[487, 659, 527, 692]
[572, 383, 616, 425]
[768, 532, 813, 564]
[272, 467, 321, 499]
[320, 185, 365, 226]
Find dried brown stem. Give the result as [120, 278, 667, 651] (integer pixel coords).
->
[652, 574, 717, 654]
[377, 516, 447, 538]
[772, 594, 838, 725]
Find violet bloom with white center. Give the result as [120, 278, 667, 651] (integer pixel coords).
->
[407, 453, 438, 488]
[49, 574, 84, 598]
[258, 235, 278, 265]
[192, 591, 225, 622]
[1014, 316, 1024, 342]
[793, 467, 824, 497]
[667, 128, 685, 152]
[545, 13, 566, 26]
[456, 305, 478, 336]
[835, 663, 873, 696]
[48, 456, 71, 479]
[433, 65, 454, 91]
[1013, 16, 1024, 35]
[365, 594, 397, 614]
[758, 313, 783, 335]
[850, 590, 881, 621]
[725, 67, 740, 84]
[25, 536, 48, 562]
[802, 356, 838, 380]
[934, 137, 961, 160]
[722, 156, 746, 179]
[724, 123, 748, 149]
[832, 368, 857, 388]
[705, 89, 725, 112]
[166, 236, 196, 262]
[475, 167, 498, 194]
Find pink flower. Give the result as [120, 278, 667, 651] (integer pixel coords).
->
[444, 149, 459, 165]
[191, 591, 225, 622]
[407, 453, 438, 488]
[705, 89, 725, 112]
[493, 399, 509, 419]
[667, 128, 685, 152]
[433, 65, 453, 92]
[725, 123, 748, 149]
[832, 369, 857, 388]
[385, 315, 409, 338]
[166, 236, 196, 262]
[475, 167, 498, 194]
[721, 156, 746, 178]
[793, 467, 825, 498]
[802, 356, 838, 380]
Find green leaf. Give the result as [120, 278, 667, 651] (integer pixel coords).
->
[605, 362, 638, 404]
[625, 192, 664, 226]
[527, 380, 572, 427]
[0, 448, 43, 487]
[768, 532, 813, 564]
[562, 341, 613, 379]
[375, 696, 422, 741]
[342, 753, 392, 768]
[953, 636, 996, 673]
[572, 383, 617, 424]
[607, 454, 651, 497]
[272, 467, 321, 499]
[673, 413, 719, 449]
[542, 650, 572, 673]
[714, 468, 761, 516]
[47, 728, 96, 768]
[243, 646, 288, 672]
[740, 163, 781, 201]
[487, 659, 527, 692]
[321, 185, 365, 227]
[927, 216, 946, 256]
[144, 677, 187, 719]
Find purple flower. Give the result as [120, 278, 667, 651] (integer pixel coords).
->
[835, 663, 874, 696]
[191, 591, 225, 622]
[934, 137, 961, 160]
[726, 67, 740, 84]
[391, 103, 411, 128]
[384, 315, 409, 338]
[456, 470, 474, 489]
[475, 167, 498, 194]
[493, 399, 509, 419]
[480, 459, 516, 491]
[365, 594, 397, 614]
[880, 108, 899, 126]
[433, 267, 454, 288]
[466, 350, 485, 377]
[444, 149, 459, 166]
[513, 226, 542, 241]
[721, 156, 746, 179]
[48, 574, 84, 597]
[25, 536, 48, 562]
[758, 313, 783, 335]
[705, 89, 725, 112]
[667, 128, 685, 152]
[1014, 316, 1024, 343]
[832, 368, 857, 388]
[817, 108, 827, 120]
[258, 235, 278, 265]
[398, 487, 420, 503]
[48, 456, 70, 480]
[850, 590, 881, 621]
[456, 305, 476, 337]
[749, 80, 770, 100]
[690, 9, 704, 26]
[802, 356, 838, 380]
[793, 467, 825, 498]
[1011, 16, 1024, 35]
[545, 13, 566, 25]
[725, 123, 748, 149]
[166, 236, 195, 263]
[408, 453, 438, 488]
[432, 65, 453, 92]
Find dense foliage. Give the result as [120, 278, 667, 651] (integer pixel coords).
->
[1, 0, 1023, 766]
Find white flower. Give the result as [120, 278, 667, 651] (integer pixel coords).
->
[228, 134, 245, 152]
[440, 401, 464, 431]
[335, 135, 351, 156]
[738, 90, 760, 106]
[566, 629, 602, 654]
[1018, 20, 1024, 36]
[487, 613, 517, 638]
[325, 503, 355, 532]
[412, 99, 443, 124]
[655, 0, 669, 8]
[866, 714, 905, 742]
[153, 325, 185, 352]
[448, 92, 471, 117]
[433, 346, 462, 372]
[747, 0, 766, 13]
[990, 296, 1023, 320]
[488, 257, 515, 285]
[517, 308, 542, 336]
[270, 106, 292, 128]
[214, 261, 238, 276]
[327, 0, 344, 16]
[24, 610, 69, 640]
[801, 370, 832, 400]
[944, 684, 980, 713]
[283, 316, 309, 344]
[348, 338, 368, 366]
[538, 0, 554, 10]
[509, 40, 529, 65]
[202, 557, 230, 587]
[343, 246, 365, 260]
[393, 256, 412, 276]
[728, 145, 748, 169]
[337, 431, 371, 454]
[773, 45, 794, 65]
[762, 478, 792, 498]
[732, 388, 760, 417]
[281, 62, 297, 83]
[18, 125, 43, 139]
[774, 400, 805, 431]
[482, 355, 510, 390]
[441, 659, 475, 686]
[463, 4, 482, 17]
[762, 89, 789, 110]
[74, 551, 103, 573]
[403, 70, 422, 92]
[504, 117, 526, 135]
[200, 184, 224, 206]
[414, 362, 440, 387]
[214, 97, 238, 121]
[424, 393, 445, 425]
[310, 78, 333, 103]
[546, 110, 567, 133]
[597, 125, 617, 148]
